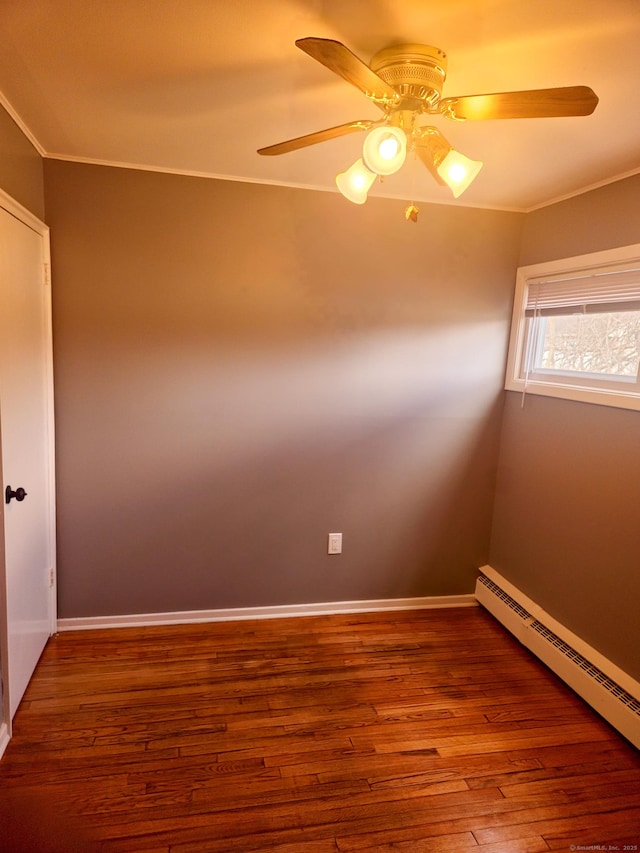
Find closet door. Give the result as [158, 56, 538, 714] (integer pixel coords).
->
[0, 192, 55, 731]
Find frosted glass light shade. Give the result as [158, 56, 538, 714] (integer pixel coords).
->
[436, 150, 483, 198]
[336, 158, 376, 204]
[362, 126, 407, 176]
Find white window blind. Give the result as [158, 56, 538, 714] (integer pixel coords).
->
[525, 263, 640, 316]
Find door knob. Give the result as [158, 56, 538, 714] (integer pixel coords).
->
[5, 485, 27, 504]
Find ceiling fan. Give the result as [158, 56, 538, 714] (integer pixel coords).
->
[258, 38, 599, 216]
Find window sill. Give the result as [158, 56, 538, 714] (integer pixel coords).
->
[505, 377, 640, 412]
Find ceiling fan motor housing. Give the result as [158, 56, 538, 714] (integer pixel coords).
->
[370, 44, 448, 107]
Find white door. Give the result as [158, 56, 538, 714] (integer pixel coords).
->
[0, 192, 55, 729]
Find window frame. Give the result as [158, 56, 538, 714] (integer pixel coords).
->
[505, 243, 640, 412]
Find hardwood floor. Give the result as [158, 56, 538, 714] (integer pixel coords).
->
[1, 607, 639, 852]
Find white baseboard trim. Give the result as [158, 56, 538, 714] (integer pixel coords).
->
[57, 594, 477, 632]
[0, 722, 10, 760]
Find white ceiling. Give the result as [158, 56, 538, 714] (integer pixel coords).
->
[1, 0, 639, 211]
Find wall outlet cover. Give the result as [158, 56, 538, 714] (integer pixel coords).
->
[328, 533, 342, 554]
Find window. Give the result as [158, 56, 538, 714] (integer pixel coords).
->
[505, 243, 640, 411]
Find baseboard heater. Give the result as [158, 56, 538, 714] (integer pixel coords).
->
[476, 566, 640, 749]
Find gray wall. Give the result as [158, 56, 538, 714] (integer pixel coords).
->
[490, 175, 640, 680]
[0, 106, 44, 220]
[44, 159, 522, 618]
[1, 101, 637, 683]
[519, 174, 640, 265]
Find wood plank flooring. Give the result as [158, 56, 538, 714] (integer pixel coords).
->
[1, 607, 639, 852]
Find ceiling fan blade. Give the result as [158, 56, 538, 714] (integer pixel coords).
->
[257, 120, 377, 156]
[295, 37, 399, 107]
[439, 86, 599, 120]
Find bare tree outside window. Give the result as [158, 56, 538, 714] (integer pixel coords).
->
[536, 311, 640, 378]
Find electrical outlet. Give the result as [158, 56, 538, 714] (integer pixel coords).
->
[328, 532, 342, 555]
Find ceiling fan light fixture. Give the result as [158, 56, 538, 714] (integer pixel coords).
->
[437, 149, 483, 198]
[362, 126, 407, 176]
[418, 128, 482, 198]
[336, 158, 376, 204]
[260, 38, 599, 215]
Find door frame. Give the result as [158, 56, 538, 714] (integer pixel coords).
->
[0, 187, 56, 746]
